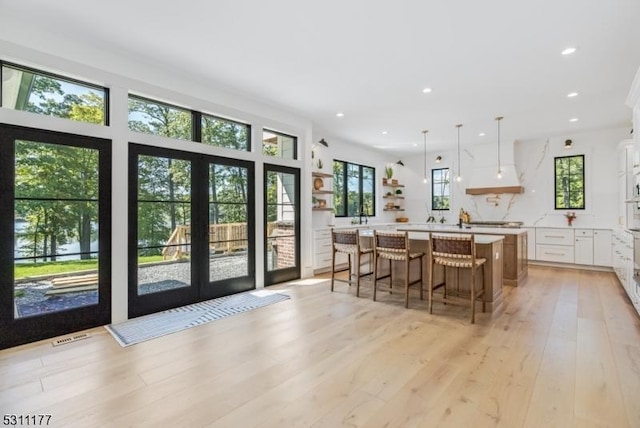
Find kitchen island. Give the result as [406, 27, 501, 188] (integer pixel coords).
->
[397, 225, 528, 287]
[359, 229, 505, 313]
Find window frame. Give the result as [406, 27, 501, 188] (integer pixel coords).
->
[127, 94, 195, 141]
[0, 60, 110, 126]
[201, 112, 251, 152]
[262, 129, 298, 160]
[431, 167, 451, 211]
[333, 159, 376, 218]
[554, 154, 585, 210]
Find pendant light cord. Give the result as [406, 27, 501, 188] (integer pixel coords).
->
[456, 124, 462, 180]
[495, 116, 503, 176]
[422, 130, 428, 183]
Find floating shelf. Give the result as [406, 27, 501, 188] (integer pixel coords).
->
[312, 171, 333, 178]
[312, 207, 333, 211]
[383, 208, 405, 212]
[382, 183, 404, 188]
[383, 195, 404, 199]
[312, 190, 333, 195]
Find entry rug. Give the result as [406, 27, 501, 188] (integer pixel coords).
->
[105, 290, 290, 347]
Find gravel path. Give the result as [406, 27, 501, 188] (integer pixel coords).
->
[15, 253, 250, 316]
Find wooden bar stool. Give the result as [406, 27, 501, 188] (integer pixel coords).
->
[372, 230, 425, 308]
[330, 229, 373, 297]
[428, 233, 486, 323]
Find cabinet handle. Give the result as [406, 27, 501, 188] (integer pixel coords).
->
[545, 251, 566, 256]
[545, 235, 566, 239]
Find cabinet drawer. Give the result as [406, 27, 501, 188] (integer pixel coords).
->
[314, 229, 331, 239]
[314, 239, 332, 254]
[536, 244, 574, 263]
[574, 228, 593, 237]
[536, 228, 574, 245]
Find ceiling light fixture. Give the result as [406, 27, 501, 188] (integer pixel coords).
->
[561, 47, 576, 55]
[569, 117, 579, 122]
[567, 92, 579, 98]
[422, 87, 432, 93]
[422, 130, 429, 183]
[495, 116, 504, 179]
[336, 112, 344, 117]
[479, 132, 485, 137]
[455, 124, 463, 182]
[382, 131, 388, 135]
[565, 139, 573, 149]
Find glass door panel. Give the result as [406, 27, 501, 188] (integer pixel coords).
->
[0, 125, 111, 349]
[264, 165, 300, 285]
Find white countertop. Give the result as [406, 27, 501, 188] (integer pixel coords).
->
[396, 225, 526, 235]
[358, 228, 504, 244]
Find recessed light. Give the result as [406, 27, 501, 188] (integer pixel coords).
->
[336, 112, 344, 117]
[567, 92, 579, 98]
[413, 143, 418, 147]
[561, 47, 576, 55]
[422, 87, 432, 94]
[478, 132, 485, 137]
[569, 118, 579, 122]
[382, 131, 388, 135]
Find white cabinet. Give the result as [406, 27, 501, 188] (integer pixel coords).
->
[313, 229, 332, 272]
[536, 228, 574, 263]
[593, 229, 612, 267]
[574, 237, 594, 265]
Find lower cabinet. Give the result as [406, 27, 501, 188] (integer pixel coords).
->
[534, 227, 612, 267]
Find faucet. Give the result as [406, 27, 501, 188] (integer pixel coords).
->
[358, 205, 369, 224]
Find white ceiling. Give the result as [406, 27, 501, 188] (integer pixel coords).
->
[1, 0, 640, 153]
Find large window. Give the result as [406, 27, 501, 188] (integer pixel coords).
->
[1, 62, 108, 125]
[333, 160, 375, 217]
[128, 95, 192, 140]
[432, 168, 450, 210]
[263, 130, 297, 159]
[202, 114, 250, 151]
[555, 155, 585, 209]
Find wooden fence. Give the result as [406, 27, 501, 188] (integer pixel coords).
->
[162, 222, 278, 260]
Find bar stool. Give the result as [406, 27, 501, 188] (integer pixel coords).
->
[372, 230, 425, 308]
[428, 233, 486, 324]
[330, 229, 373, 297]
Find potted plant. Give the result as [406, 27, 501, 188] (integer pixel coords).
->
[312, 196, 318, 208]
[395, 189, 402, 196]
[383, 165, 393, 185]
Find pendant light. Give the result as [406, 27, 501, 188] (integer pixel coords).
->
[422, 130, 429, 183]
[495, 116, 503, 179]
[455, 124, 463, 182]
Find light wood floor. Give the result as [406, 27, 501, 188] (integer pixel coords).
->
[1, 265, 639, 427]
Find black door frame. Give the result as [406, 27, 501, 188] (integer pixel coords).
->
[128, 143, 255, 318]
[263, 163, 301, 286]
[0, 124, 112, 350]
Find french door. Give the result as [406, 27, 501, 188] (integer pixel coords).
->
[128, 144, 255, 317]
[264, 164, 300, 285]
[0, 125, 111, 350]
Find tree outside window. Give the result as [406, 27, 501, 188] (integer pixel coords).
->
[333, 160, 375, 217]
[554, 155, 585, 209]
[432, 168, 450, 210]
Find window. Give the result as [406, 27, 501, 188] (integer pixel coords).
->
[432, 168, 450, 210]
[128, 95, 192, 141]
[333, 160, 375, 217]
[555, 155, 585, 209]
[1, 62, 108, 125]
[202, 114, 250, 151]
[262, 130, 297, 159]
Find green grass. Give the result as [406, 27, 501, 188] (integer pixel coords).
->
[14, 255, 166, 279]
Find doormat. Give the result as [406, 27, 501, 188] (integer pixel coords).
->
[105, 290, 290, 347]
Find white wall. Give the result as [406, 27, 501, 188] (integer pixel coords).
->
[0, 40, 313, 323]
[310, 131, 404, 229]
[402, 127, 630, 228]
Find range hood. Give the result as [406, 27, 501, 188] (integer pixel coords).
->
[465, 141, 524, 195]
